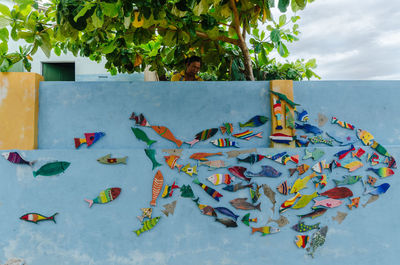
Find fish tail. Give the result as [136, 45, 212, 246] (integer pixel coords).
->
[50, 212, 58, 223]
[251, 227, 257, 234]
[185, 139, 198, 147]
[74, 138, 82, 148]
[134, 229, 141, 236]
[152, 160, 162, 170]
[253, 218, 258, 223]
[216, 152, 223, 156]
[255, 132, 263, 138]
[239, 123, 245, 128]
[255, 202, 261, 211]
[288, 168, 297, 176]
[347, 204, 353, 210]
[121, 156, 128, 164]
[175, 140, 183, 148]
[303, 150, 312, 159]
[29, 160, 37, 167]
[233, 214, 239, 221]
[192, 178, 200, 185]
[147, 140, 157, 148]
[333, 179, 339, 186]
[84, 199, 94, 208]
[33, 170, 38, 178]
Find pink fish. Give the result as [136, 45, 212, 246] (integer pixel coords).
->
[313, 198, 343, 208]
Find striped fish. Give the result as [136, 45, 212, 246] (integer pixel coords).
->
[331, 117, 355, 130]
[273, 98, 283, 130]
[193, 178, 223, 201]
[220, 123, 233, 135]
[232, 130, 263, 141]
[150, 170, 164, 206]
[210, 138, 239, 148]
[186, 128, 218, 147]
[84, 188, 121, 208]
[134, 217, 161, 236]
[276, 180, 290, 195]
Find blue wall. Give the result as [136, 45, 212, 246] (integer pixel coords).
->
[1, 81, 399, 265]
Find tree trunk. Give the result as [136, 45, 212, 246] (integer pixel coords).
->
[239, 41, 254, 81]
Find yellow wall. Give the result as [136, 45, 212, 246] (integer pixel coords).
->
[0, 72, 43, 150]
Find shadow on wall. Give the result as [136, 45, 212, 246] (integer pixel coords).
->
[75, 73, 144, 82]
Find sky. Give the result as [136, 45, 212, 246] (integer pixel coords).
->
[270, 0, 400, 80]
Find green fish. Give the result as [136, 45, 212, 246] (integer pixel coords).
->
[180, 185, 195, 198]
[144, 149, 162, 170]
[285, 105, 295, 129]
[239, 115, 268, 128]
[307, 226, 328, 258]
[292, 221, 320, 232]
[270, 90, 300, 109]
[333, 175, 362, 186]
[33, 161, 70, 177]
[97, 154, 127, 164]
[131, 127, 156, 147]
[134, 216, 161, 236]
[292, 191, 319, 209]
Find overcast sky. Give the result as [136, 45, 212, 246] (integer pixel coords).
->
[269, 0, 400, 80]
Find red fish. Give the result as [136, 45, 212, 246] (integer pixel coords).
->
[320, 187, 353, 199]
[150, 170, 164, 206]
[151, 126, 183, 148]
[228, 166, 251, 182]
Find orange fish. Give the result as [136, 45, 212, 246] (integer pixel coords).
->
[164, 155, 183, 171]
[151, 126, 182, 148]
[150, 170, 164, 206]
[347, 197, 360, 210]
[189, 152, 223, 161]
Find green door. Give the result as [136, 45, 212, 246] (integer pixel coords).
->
[42, 63, 75, 81]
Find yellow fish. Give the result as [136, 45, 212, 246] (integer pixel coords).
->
[292, 191, 319, 209]
[356, 129, 374, 146]
[290, 172, 317, 193]
[340, 160, 363, 172]
[279, 192, 302, 213]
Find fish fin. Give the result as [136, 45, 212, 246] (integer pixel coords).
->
[185, 139, 199, 147]
[288, 168, 297, 176]
[171, 182, 179, 190]
[152, 160, 162, 170]
[147, 140, 157, 148]
[251, 227, 256, 234]
[121, 156, 128, 164]
[33, 171, 38, 178]
[234, 214, 239, 221]
[134, 230, 141, 236]
[216, 152, 223, 156]
[137, 216, 144, 222]
[239, 123, 245, 128]
[175, 140, 183, 148]
[84, 199, 94, 208]
[50, 213, 58, 223]
[29, 160, 37, 167]
[255, 202, 261, 211]
[161, 210, 169, 217]
[192, 178, 200, 184]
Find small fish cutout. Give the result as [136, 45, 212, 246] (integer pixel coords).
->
[199, 160, 228, 170]
[214, 207, 239, 221]
[215, 218, 238, 228]
[367, 167, 394, 178]
[285, 105, 295, 129]
[97, 154, 128, 165]
[129, 112, 150, 127]
[20, 213, 58, 224]
[317, 113, 328, 127]
[181, 164, 197, 176]
[311, 160, 336, 174]
[150, 170, 164, 206]
[230, 198, 261, 211]
[347, 197, 360, 210]
[161, 200, 177, 217]
[331, 116, 355, 130]
[180, 185, 195, 198]
[270, 90, 300, 108]
[292, 192, 319, 209]
[152, 125, 183, 148]
[307, 226, 328, 258]
[356, 129, 374, 146]
[262, 184, 277, 212]
[33, 161, 71, 177]
[362, 195, 379, 208]
[313, 198, 342, 208]
[266, 152, 299, 165]
[239, 115, 268, 128]
[365, 175, 377, 186]
[334, 145, 355, 160]
[352, 147, 366, 160]
[291, 172, 317, 193]
[332, 211, 348, 224]
[74, 132, 105, 148]
[134, 217, 161, 236]
[241, 213, 257, 226]
[295, 135, 309, 147]
[162, 149, 183, 156]
[303, 148, 325, 160]
[220, 123, 234, 135]
[295, 235, 309, 249]
[237, 154, 266, 164]
[193, 178, 223, 201]
[279, 193, 302, 213]
[84, 187, 121, 208]
[2, 152, 36, 166]
[223, 182, 253, 192]
[267, 215, 289, 228]
[232, 130, 263, 141]
[333, 175, 362, 186]
[309, 135, 333, 146]
[295, 123, 323, 135]
[292, 222, 320, 232]
[186, 128, 218, 147]
[246, 165, 282, 178]
[298, 208, 327, 220]
[131, 127, 156, 147]
[162, 181, 180, 198]
[228, 166, 251, 182]
[251, 226, 280, 236]
[288, 164, 310, 177]
[276, 180, 291, 195]
[296, 109, 309, 122]
[364, 183, 390, 196]
[193, 198, 217, 217]
[269, 133, 293, 145]
[226, 148, 257, 158]
[249, 184, 261, 203]
[164, 155, 183, 171]
[137, 208, 152, 222]
[335, 159, 363, 172]
[370, 140, 391, 157]
[320, 187, 353, 199]
[189, 152, 222, 161]
[207, 174, 235, 185]
[210, 138, 239, 148]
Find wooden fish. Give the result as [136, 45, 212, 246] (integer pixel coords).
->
[131, 127, 156, 147]
[232, 130, 263, 141]
[333, 175, 362, 186]
[276, 180, 291, 195]
[215, 218, 238, 228]
[130, 112, 150, 126]
[309, 135, 333, 146]
[296, 109, 309, 122]
[262, 184, 277, 212]
[220, 122, 233, 135]
[332, 211, 347, 224]
[307, 226, 328, 258]
[241, 213, 257, 226]
[335, 159, 363, 172]
[239, 115, 268, 128]
[237, 154, 266, 164]
[199, 160, 228, 170]
[251, 226, 280, 236]
[134, 216, 161, 236]
[347, 197, 360, 210]
[2, 152, 36, 166]
[74, 132, 105, 148]
[214, 207, 239, 221]
[371, 140, 391, 157]
[228, 166, 251, 182]
[312, 160, 336, 173]
[162, 181, 179, 198]
[250, 184, 261, 203]
[85, 187, 121, 207]
[352, 148, 366, 160]
[313, 198, 343, 208]
[223, 182, 253, 192]
[246, 165, 282, 178]
[226, 148, 257, 158]
[193, 178, 223, 201]
[269, 133, 293, 145]
[162, 200, 177, 217]
[20, 213, 58, 224]
[292, 222, 320, 232]
[356, 129, 374, 146]
[97, 154, 128, 165]
[292, 192, 319, 209]
[365, 175, 377, 186]
[164, 155, 183, 171]
[181, 164, 197, 176]
[162, 149, 183, 156]
[189, 152, 223, 161]
[186, 128, 218, 147]
[367, 167, 394, 178]
[137, 208, 152, 222]
[303, 148, 325, 160]
[230, 198, 261, 211]
[266, 152, 299, 165]
[320, 187, 353, 199]
[267, 215, 289, 228]
[295, 123, 323, 135]
[298, 208, 327, 220]
[364, 183, 390, 196]
[285, 105, 295, 129]
[144, 149, 161, 170]
[152, 125, 183, 148]
[150, 170, 164, 206]
[334, 145, 355, 160]
[295, 235, 309, 249]
[193, 198, 217, 217]
[362, 195, 379, 208]
[180, 185, 195, 198]
[270, 90, 300, 108]
[317, 113, 328, 127]
[288, 164, 310, 176]
[33, 161, 70, 177]
[208, 174, 234, 185]
[273, 98, 283, 130]
[279, 193, 302, 213]
[210, 138, 239, 148]
[331, 116, 355, 130]
[290, 172, 317, 193]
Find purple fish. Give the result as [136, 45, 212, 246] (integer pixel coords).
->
[245, 165, 282, 178]
[214, 207, 239, 221]
[2, 152, 35, 166]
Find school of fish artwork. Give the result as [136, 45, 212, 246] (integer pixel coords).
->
[334, 145, 355, 160]
[130, 112, 150, 127]
[225, 148, 257, 158]
[367, 167, 395, 178]
[223, 182, 253, 192]
[317, 113, 328, 127]
[292, 221, 320, 232]
[137, 208, 152, 222]
[313, 198, 343, 209]
[2, 152, 36, 166]
[309, 135, 333, 146]
[276, 180, 291, 195]
[288, 164, 310, 177]
[180, 185, 195, 198]
[220, 123, 234, 135]
[251, 226, 280, 236]
[20, 213, 58, 224]
[268, 215, 289, 228]
[292, 192, 319, 209]
[356, 129, 374, 146]
[295, 123, 323, 135]
[364, 183, 390, 196]
[33, 161, 71, 177]
[134, 216, 161, 236]
[307, 226, 328, 258]
[230, 198, 261, 211]
[311, 160, 335, 174]
[266, 152, 299, 165]
[241, 213, 257, 226]
[269, 133, 293, 145]
[285, 105, 295, 129]
[189, 152, 223, 161]
[215, 218, 238, 228]
[270, 90, 300, 109]
[228, 166, 251, 182]
[333, 175, 363, 186]
[279, 193, 302, 213]
[296, 109, 309, 122]
[332, 211, 348, 224]
[232, 130, 263, 141]
[331, 116, 355, 130]
[199, 160, 228, 170]
[193, 178, 223, 201]
[249, 184, 261, 203]
[150, 170, 164, 206]
[303, 148, 325, 161]
[326, 131, 358, 146]
[164, 155, 183, 171]
[210, 138, 239, 148]
[262, 184, 277, 211]
[193, 198, 217, 217]
[237, 154, 266, 164]
[97, 154, 128, 165]
[181, 164, 197, 176]
[84, 187, 121, 208]
[161, 200, 177, 217]
[335, 159, 363, 172]
[74, 132, 105, 148]
[246, 165, 282, 178]
[313, 174, 328, 189]
[186, 128, 218, 147]
[207, 174, 235, 185]
[291, 172, 317, 193]
[214, 207, 240, 221]
[298, 208, 327, 220]
[162, 181, 180, 198]
[347, 197, 360, 210]
[295, 235, 309, 249]
[273, 98, 283, 130]
[239, 115, 268, 128]
[131, 127, 156, 147]
[320, 187, 353, 199]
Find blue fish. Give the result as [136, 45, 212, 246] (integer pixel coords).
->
[365, 183, 390, 196]
[296, 109, 309, 122]
[295, 123, 323, 135]
[326, 131, 358, 146]
[214, 207, 240, 221]
[245, 165, 282, 178]
[334, 144, 355, 160]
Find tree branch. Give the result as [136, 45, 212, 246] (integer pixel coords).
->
[195, 31, 239, 45]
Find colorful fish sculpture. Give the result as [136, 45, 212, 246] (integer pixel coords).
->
[97, 154, 128, 165]
[276, 180, 291, 195]
[189, 152, 223, 161]
[193, 178, 223, 201]
[20, 213, 58, 224]
[210, 138, 239, 148]
[269, 133, 293, 145]
[352, 147, 366, 160]
[295, 135, 309, 147]
[267, 216, 289, 228]
[164, 155, 183, 171]
[226, 148, 257, 158]
[228, 166, 251, 182]
[131, 127, 156, 147]
[356, 129, 374, 146]
[334, 145, 355, 160]
[288, 164, 310, 177]
[285, 105, 295, 129]
[366, 175, 377, 186]
[214, 207, 239, 221]
[74, 132, 105, 148]
[33, 161, 70, 177]
[273, 98, 283, 129]
[266, 152, 299, 165]
[239, 115, 268, 128]
[186, 128, 218, 147]
[232, 130, 263, 141]
[181, 164, 197, 176]
[295, 123, 323, 135]
[193, 198, 217, 217]
[2, 152, 36, 166]
[180, 185, 195, 198]
[335, 159, 363, 172]
[134, 216, 161, 236]
[215, 218, 238, 228]
[220, 123, 233, 135]
[251, 226, 280, 236]
[207, 174, 235, 185]
[249, 184, 261, 203]
[298, 208, 327, 220]
[199, 160, 228, 170]
[364, 183, 390, 196]
[367, 167, 394, 178]
[85, 187, 121, 207]
[291, 172, 317, 193]
[241, 213, 257, 226]
[370, 141, 391, 157]
[162, 181, 180, 198]
[313, 174, 328, 189]
[292, 192, 319, 209]
[270, 90, 300, 108]
[333, 175, 363, 186]
[130, 112, 150, 127]
[292, 222, 320, 232]
[347, 197, 360, 210]
[331, 116, 355, 130]
[150, 170, 164, 206]
[246, 165, 282, 178]
[309, 135, 333, 146]
[223, 182, 253, 192]
[296, 109, 309, 122]
[313, 198, 343, 208]
[303, 149, 325, 160]
[295, 235, 309, 249]
[279, 193, 302, 213]
[307, 226, 328, 258]
[161, 201, 177, 217]
[151, 125, 183, 148]
[237, 154, 266, 164]
[320, 187, 353, 199]
[311, 160, 336, 174]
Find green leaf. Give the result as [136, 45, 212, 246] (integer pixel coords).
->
[263, 42, 274, 52]
[74, 3, 95, 22]
[193, 0, 209, 16]
[278, 0, 290, 13]
[123, 16, 130, 29]
[0, 3, 11, 17]
[305, 58, 316, 68]
[102, 42, 116, 54]
[54, 46, 61, 56]
[270, 29, 280, 43]
[101, 2, 119, 18]
[0, 28, 8, 42]
[163, 30, 176, 46]
[291, 16, 300, 23]
[278, 42, 289, 57]
[295, 0, 307, 9]
[0, 41, 8, 54]
[260, 30, 265, 40]
[0, 16, 10, 27]
[279, 15, 286, 27]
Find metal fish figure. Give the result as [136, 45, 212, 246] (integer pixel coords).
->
[137, 208, 152, 222]
[241, 213, 257, 226]
[307, 226, 328, 258]
[74, 132, 105, 148]
[20, 212, 58, 224]
[210, 138, 239, 148]
[270, 90, 300, 108]
[276, 180, 291, 195]
[33, 161, 70, 177]
[292, 222, 320, 232]
[207, 174, 234, 185]
[313, 174, 328, 189]
[237, 154, 266, 164]
[298, 208, 327, 220]
[250, 183, 261, 203]
[291, 172, 317, 193]
[186, 128, 218, 147]
[296, 109, 309, 122]
[239, 115, 268, 128]
[129, 112, 150, 127]
[181, 164, 197, 176]
[223, 182, 253, 192]
[332, 211, 348, 224]
[289, 164, 310, 177]
[331, 116, 355, 130]
[2, 152, 35, 166]
[150, 170, 164, 206]
[279, 193, 302, 213]
[215, 218, 238, 228]
[268, 215, 289, 228]
[367, 167, 394, 178]
[85, 187, 121, 207]
[309, 135, 333, 146]
[320, 187, 353, 199]
[285, 105, 295, 129]
[273, 98, 283, 129]
[162, 181, 180, 198]
[199, 160, 228, 170]
[232, 130, 263, 141]
[295, 123, 323, 135]
[352, 147, 366, 160]
[193, 198, 217, 217]
[262, 184, 277, 211]
[131, 127, 156, 147]
[97, 154, 128, 165]
[189, 152, 223, 161]
[313, 198, 343, 208]
[251, 226, 280, 236]
[214, 207, 239, 221]
[226, 148, 257, 158]
[334, 144, 355, 160]
[333, 175, 362, 186]
[134, 216, 161, 236]
[335, 159, 363, 172]
[228, 166, 251, 182]
[362, 195, 379, 208]
[356, 129, 374, 146]
[220, 123, 234, 135]
[365, 175, 377, 186]
[161, 200, 177, 217]
[180, 185, 195, 198]
[230, 198, 261, 211]
[151, 125, 183, 148]
[364, 183, 390, 196]
[164, 155, 183, 171]
[347, 197, 360, 210]
[246, 165, 282, 178]
[317, 113, 328, 127]
[269, 133, 293, 145]
[292, 192, 319, 209]
[193, 178, 223, 201]
[295, 235, 309, 249]
[162, 149, 183, 156]
[303, 149, 325, 160]
[266, 152, 299, 165]
[326, 131, 358, 146]
[312, 160, 335, 174]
